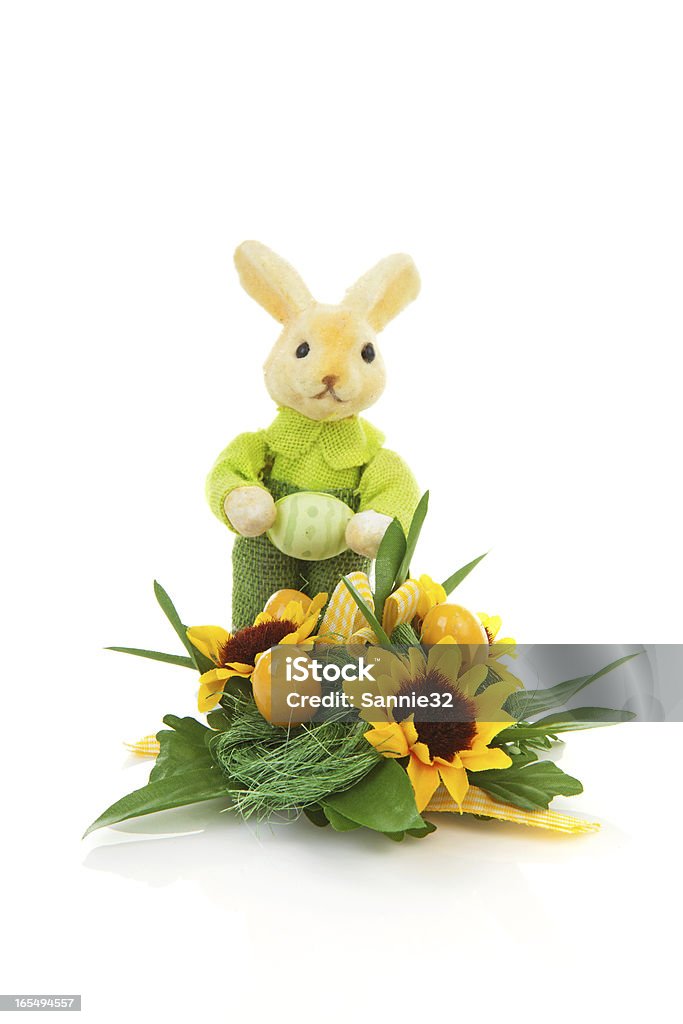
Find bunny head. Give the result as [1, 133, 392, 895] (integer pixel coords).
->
[234, 241, 421, 421]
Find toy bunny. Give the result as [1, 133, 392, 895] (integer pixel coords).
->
[207, 241, 421, 629]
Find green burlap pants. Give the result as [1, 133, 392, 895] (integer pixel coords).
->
[231, 479, 371, 630]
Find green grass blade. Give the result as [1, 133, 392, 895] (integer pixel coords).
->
[441, 552, 488, 595]
[342, 576, 391, 646]
[508, 652, 641, 719]
[396, 490, 429, 585]
[498, 707, 636, 743]
[105, 647, 195, 669]
[153, 580, 214, 673]
[373, 519, 407, 625]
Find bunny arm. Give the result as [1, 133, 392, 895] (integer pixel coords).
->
[356, 448, 420, 535]
[206, 430, 271, 530]
[206, 411, 419, 535]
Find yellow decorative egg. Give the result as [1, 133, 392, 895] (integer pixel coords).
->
[421, 604, 488, 646]
[420, 603, 489, 672]
[263, 589, 312, 618]
[252, 649, 320, 726]
[267, 491, 353, 561]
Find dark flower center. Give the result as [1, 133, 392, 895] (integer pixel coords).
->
[484, 626, 495, 645]
[219, 619, 297, 667]
[392, 670, 477, 762]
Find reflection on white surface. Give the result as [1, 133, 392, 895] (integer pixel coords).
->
[83, 793, 618, 935]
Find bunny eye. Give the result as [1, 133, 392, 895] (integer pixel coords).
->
[361, 343, 376, 364]
[295, 341, 310, 358]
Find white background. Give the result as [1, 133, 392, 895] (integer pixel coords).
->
[1, 2, 681, 1020]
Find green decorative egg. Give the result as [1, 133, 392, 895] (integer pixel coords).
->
[267, 491, 353, 561]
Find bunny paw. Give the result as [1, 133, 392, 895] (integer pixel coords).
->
[345, 510, 393, 559]
[225, 486, 276, 537]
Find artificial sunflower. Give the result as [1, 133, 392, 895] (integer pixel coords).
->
[478, 612, 516, 657]
[420, 602, 520, 689]
[187, 590, 327, 712]
[475, 612, 520, 687]
[362, 645, 515, 812]
[414, 573, 447, 624]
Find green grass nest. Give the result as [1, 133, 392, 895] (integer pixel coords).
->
[211, 694, 381, 821]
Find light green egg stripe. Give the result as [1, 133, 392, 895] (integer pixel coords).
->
[281, 496, 300, 553]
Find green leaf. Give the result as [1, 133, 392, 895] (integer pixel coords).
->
[396, 491, 430, 585]
[324, 785, 436, 841]
[383, 820, 438, 841]
[162, 714, 211, 740]
[303, 804, 331, 829]
[323, 806, 362, 831]
[498, 707, 635, 743]
[105, 647, 195, 669]
[206, 709, 233, 732]
[149, 716, 213, 783]
[468, 761, 583, 811]
[514, 735, 556, 753]
[505, 749, 539, 768]
[153, 580, 214, 674]
[441, 552, 487, 595]
[321, 759, 427, 834]
[83, 768, 231, 837]
[507, 653, 641, 719]
[390, 623, 422, 649]
[342, 576, 391, 646]
[406, 820, 437, 838]
[373, 519, 407, 624]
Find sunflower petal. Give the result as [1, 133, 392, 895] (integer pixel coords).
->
[407, 646, 427, 679]
[473, 679, 519, 719]
[296, 596, 328, 641]
[460, 746, 513, 772]
[437, 759, 470, 809]
[426, 642, 463, 680]
[364, 722, 409, 758]
[416, 575, 447, 618]
[186, 626, 230, 665]
[410, 740, 433, 766]
[477, 613, 502, 639]
[390, 652, 413, 688]
[197, 667, 232, 712]
[278, 601, 304, 626]
[472, 719, 511, 747]
[456, 663, 489, 697]
[402, 718, 419, 748]
[198, 689, 224, 712]
[253, 612, 274, 627]
[223, 661, 254, 675]
[307, 592, 328, 619]
[407, 755, 441, 812]
[198, 667, 231, 691]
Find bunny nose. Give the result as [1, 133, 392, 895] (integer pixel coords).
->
[322, 375, 339, 388]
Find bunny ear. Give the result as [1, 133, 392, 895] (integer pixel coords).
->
[234, 241, 313, 324]
[343, 254, 421, 332]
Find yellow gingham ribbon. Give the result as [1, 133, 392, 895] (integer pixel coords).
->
[125, 734, 161, 757]
[319, 571, 422, 643]
[427, 785, 599, 834]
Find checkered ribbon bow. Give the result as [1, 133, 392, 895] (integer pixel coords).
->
[318, 570, 421, 643]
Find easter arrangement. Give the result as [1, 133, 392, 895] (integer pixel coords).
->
[86, 243, 634, 842]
